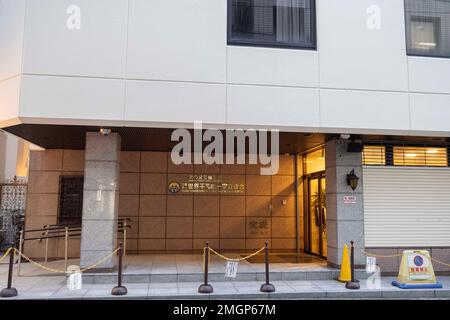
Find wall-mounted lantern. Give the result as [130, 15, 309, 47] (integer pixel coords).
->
[346, 169, 359, 191]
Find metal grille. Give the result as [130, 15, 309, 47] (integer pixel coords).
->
[405, 0, 450, 58]
[58, 176, 84, 225]
[0, 177, 27, 248]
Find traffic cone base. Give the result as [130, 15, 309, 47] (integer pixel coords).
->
[338, 244, 351, 282]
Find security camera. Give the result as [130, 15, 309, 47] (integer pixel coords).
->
[340, 134, 351, 140]
[100, 128, 111, 136]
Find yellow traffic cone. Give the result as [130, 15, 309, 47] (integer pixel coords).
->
[338, 244, 351, 282]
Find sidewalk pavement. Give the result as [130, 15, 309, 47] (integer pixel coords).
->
[0, 275, 449, 300]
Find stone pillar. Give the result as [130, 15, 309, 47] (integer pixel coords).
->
[80, 132, 121, 270]
[325, 139, 365, 267]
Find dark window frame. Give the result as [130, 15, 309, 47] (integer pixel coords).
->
[404, 0, 449, 59]
[57, 175, 84, 226]
[227, 0, 317, 50]
[363, 143, 450, 168]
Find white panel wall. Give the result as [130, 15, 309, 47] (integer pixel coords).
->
[126, 0, 227, 83]
[22, 0, 128, 78]
[125, 81, 226, 125]
[227, 46, 319, 87]
[364, 166, 450, 247]
[227, 85, 320, 128]
[0, 0, 449, 136]
[0, 0, 25, 126]
[320, 89, 410, 133]
[0, 0, 25, 81]
[0, 77, 21, 126]
[408, 57, 450, 94]
[410, 94, 450, 135]
[318, 0, 408, 91]
[19, 75, 125, 122]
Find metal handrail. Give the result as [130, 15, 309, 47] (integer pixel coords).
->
[16, 218, 132, 276]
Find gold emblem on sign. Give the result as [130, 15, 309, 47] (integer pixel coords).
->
[168, 181, 181, 194]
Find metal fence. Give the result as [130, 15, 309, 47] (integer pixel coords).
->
[0, 177, 27, 249]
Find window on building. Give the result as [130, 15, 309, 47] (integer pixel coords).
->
[362, 145, 386, 165]
[228, 0, 316, 49]
[363, 145, 448, 167]
[305, 148, 325, 174]
[393, 146, 448, 167]
[58, 176, 84, 225]
[405, 0, 450, 58]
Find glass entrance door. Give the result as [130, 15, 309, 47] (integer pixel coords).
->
[307, 174, 327, 257]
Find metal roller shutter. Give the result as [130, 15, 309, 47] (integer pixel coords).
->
[363, 166, 450, 247]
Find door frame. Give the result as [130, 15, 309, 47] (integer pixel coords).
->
[303, 170, 326, 258]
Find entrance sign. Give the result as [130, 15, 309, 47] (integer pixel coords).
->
[168, 175, 244, 194]
[225, 261, 238, 278]
[366, 257, 377, 273]
[392, 250, 442, 289]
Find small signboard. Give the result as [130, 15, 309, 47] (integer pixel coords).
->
[67, 265, 82, 290]
[407, 253, 432, 280]
[392, 250, 442, 289]
[343, 196, 357, 204]
[366, 257, 377, 273]
[225, 261, 238, 278]
[168, 175, 245, 194]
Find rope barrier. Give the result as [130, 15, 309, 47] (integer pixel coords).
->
[12, 248, 120, 274]
[356, 247, 403, 258]
[0, 248, 12, 263]
[355, 246, 450, 267]
[80, 248, 120, 273]
[430, 257, 450, 268]
[206, 247, 265, 263]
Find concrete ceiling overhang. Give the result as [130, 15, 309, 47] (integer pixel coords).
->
[3, 124, 450, 154]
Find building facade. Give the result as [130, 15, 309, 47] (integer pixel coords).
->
[0, 0, 449, 273]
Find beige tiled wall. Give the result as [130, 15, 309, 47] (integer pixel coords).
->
[24, 149, 303, 257]
[120, 152, 302, 253]
[24, 150, 85, 259]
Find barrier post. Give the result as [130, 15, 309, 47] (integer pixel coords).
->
[111, 242, 127, 296]
[260, 241, 275, 293]
[18, 231, 23, 277]
[345, 241, 360, 290]
[198, 241, 213, 294]
[1, 245, 18, 297]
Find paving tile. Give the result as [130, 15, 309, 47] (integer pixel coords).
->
[148, 288, 179, 296]
[381, 289, 436, 299]
[149, 282, 178, 289]
[150, 274, 178, 282]
[435, 289, 450, 298]
[122, 274, 151, 284]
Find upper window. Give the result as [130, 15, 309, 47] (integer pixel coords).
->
[405, 0, 450, 58]
[228, 0, 316, 49]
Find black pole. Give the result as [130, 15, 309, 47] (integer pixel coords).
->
[260, 241, 275, 293]
[111, 242, 127, 296]
[345, 241, 360, 290]
[1, 244, 18, 297]
[198, 241, 213, 294]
